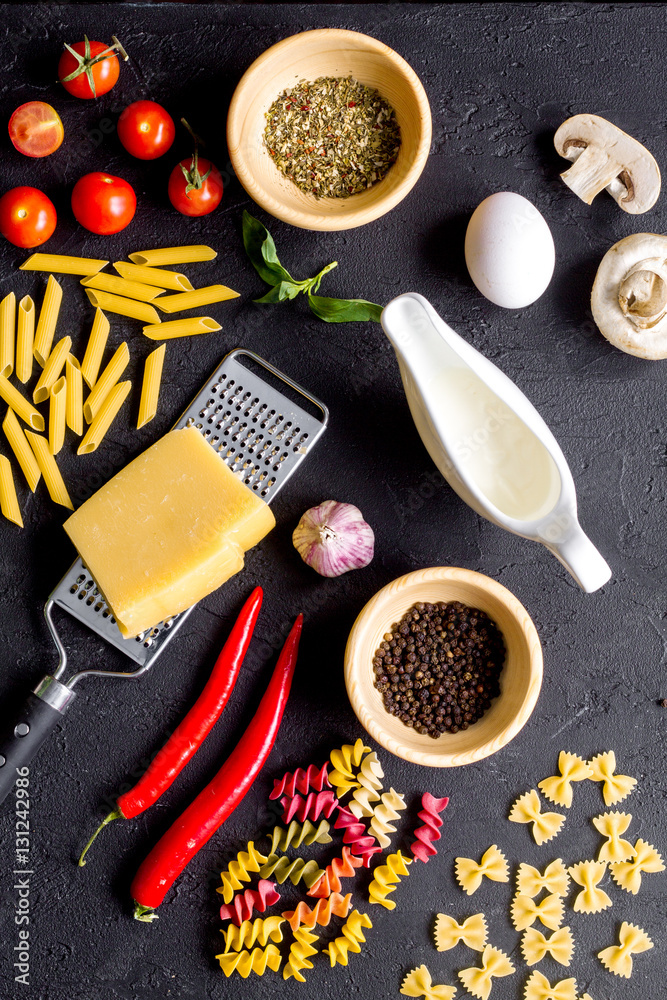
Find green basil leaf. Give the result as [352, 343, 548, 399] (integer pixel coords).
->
[254, 281, 303, 303]
[307, 260, 338, 295]
[242, 210, 295, 286]
[308, 294, 384, 323]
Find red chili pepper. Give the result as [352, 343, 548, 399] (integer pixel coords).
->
[78, 587, 263, 867]
[131, 614, 303, 921]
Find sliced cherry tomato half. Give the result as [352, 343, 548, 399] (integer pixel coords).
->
[58, 36, 127, 99]
[9, 102, 64, 159]
[0, 187, 57, 248]
[118, 101, 175, 160]
[71, 172, 136, 235]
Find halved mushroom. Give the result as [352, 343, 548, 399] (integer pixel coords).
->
[591, 233, 667, 359]
[554, 114, 661, 214]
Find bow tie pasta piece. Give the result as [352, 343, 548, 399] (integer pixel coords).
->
[458, 944, 515, 1000]
[328, 738, 370, 796]
[509, 790, 565, 846]
[587, 751, 636, 807]
[538, 752, 593, 808]
[609, 838, 665, 895]
[283, 926, 319, 982]
[517, 860, 569, 898]
[348, 751, 384, 818]
[521, 926, 575, 967]
[455, 845, 509, 896]
[597, 921, 653, 979]
[524, 970, 578, 1000]
[400, 964, 457, 1000]
[434, 912, 488, 952]
[568, 861, 612, 914]
[511, 893, 564, 932]
[591, 810, 634, 863]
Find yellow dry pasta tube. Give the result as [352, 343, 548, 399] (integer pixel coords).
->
[524, 971, 577, 1000]
[25, 431, 72, 509]
[33, 336, 72, 404]
[516, 860, 569, 898]
[458, 944, 515, 1000]
[454, 845, 509, 895]
[597, 921, 653, 979]
[84, 342, 130, 423]
[0, 455, 22, 527]
[65, 357, 83, 436]
[78, 381, 131, 456]
[538, 752, 593, 808]
[216, 842, 268, 904]
[400, 964, 456, 1000]
[154, 284, 239, 313]
[609, 838, 665, 895]
[368, 787, 406, 848]
[20, 253, 108, 275]
[129, 245, 216, 266]
[85, 289, 160, 325]
[15, 295, 35, 384]
[434, 912, 487, 952]
[81, 272, 165, 301]
[329, 738, 369, 796]
[324, 909, 372, 967]
[0, 374, 44, 431]
[0, 291, 16, 377]
[48, 376, 67, 455]
[81, 309, 110, 390]
[113, 261, 194, 291]
[34, 275, 63, 366]
[222, 916, 284, 953]
[283, 926, 319, 982]
[508, 789, 565, 845]
[348, 750, 384, 818]
[510, 893, 564, 932]
[142, 316, 221, 340]
[3, 408, 40, 491]
[521, 926, 574, 968]
[587, 751, 636, 806]
[216, 943, 281, 978]
[592, 810, 633, 863]
[568, 860, 611, 914]
[368, 849, 411, 910]
[137, 343, 165, 429]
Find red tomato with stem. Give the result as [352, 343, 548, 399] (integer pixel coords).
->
[168, 154, 223, 216]
[0, 187, 57, 248]
[71, 173, 136, 235]
[58, 36, 127, 99]
[118, 101, 175, 160]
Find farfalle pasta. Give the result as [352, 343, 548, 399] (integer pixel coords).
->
[597, 921, 653, 978]
[521, 926, 574, 967]
[509, 790, 565, 845]
[219, 880, 281, 925]
[221, 915, 285, 953]
[325, 909, 372, 967]
[283, 927, 319, 982]
[587, 751, 636, 806]
[609, 837, 665, 894]
[259, 853, 324, 888]
[524, 971, 577, 1000]
[568, 861, 612, 914]
[434, 912, 487, 952]
[455, 845, 509, 895]
[307, 845, 364, 897]
[328, 738, 369, 796]
[538, 752, 592, 808]
[400, 964, 457, 1000]
[334, 807, 381, 865]
[410, 792, 449, 863]
[348, 750, 384, 818]
[280, 789, 338, 824]
[270, 762, 331, 799]
[458, 944, 515, 1000]
[368, 787, 407, 849]
[510, 893, 564, 932]
[217, 841, 268, 904]
[216, 944, 282, 978]
[517, 860, 569, 898]
[591, 810, 633, 863]
[282, 893, 353, 931]
[267, 818, 332, 854]
[368, 850, 412, 910]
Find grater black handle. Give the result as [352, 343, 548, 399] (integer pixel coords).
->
[0, 677, 75, 806]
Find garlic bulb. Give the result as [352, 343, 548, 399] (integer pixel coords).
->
[293, 500, 375, 578]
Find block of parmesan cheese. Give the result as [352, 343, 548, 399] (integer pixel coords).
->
[64, 427, 275, 638]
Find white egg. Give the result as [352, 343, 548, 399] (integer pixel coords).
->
[464, 192, 555, 309]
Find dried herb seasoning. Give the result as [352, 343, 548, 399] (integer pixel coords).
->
[263, 76, 401, 198]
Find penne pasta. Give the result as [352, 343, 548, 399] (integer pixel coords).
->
[137, 343, 166, 429]
[154, 285, 239, 313]
[0, 292, 16, 378]
[0, 454, 22, 527]
[81, 272, 165, 302]
[113, 261, 194, 291]
[81, 309, 110, 389]
[15, 295, 35, 384]
[20, 253, 108, 275]
[128, 245, 216, 267]
[142, 316, 221, 340]
[34, 275, 63, 367]
[78, 380, 131, 455]
[49, 376, 67, 455]
[3, 408, 40, 491]
[33, 336, 72, 404]
[25, 431, 73, 509]
[83, 342, 130, 423]
[0, 374, 44, 430]
[65, 356, 83, 436]
[84, 289, 160, 325]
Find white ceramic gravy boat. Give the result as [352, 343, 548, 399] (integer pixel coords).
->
[381, 292, 611, 593]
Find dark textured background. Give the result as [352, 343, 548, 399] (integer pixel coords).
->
[0, 4, 665, 999]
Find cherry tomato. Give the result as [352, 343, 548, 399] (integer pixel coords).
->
[9, 102, 64, 158]
[118, 101, 175, 160]
[0, 187, 57, 248]
[71, 173, 136, 235]
[168, 155, 223, 216]
[58, 36, 126, 99]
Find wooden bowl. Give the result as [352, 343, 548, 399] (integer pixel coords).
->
[344, 567, 543, 767]
[227, 29, 432, 231]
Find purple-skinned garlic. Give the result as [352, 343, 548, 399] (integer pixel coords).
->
[293, 500, 374, 578]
